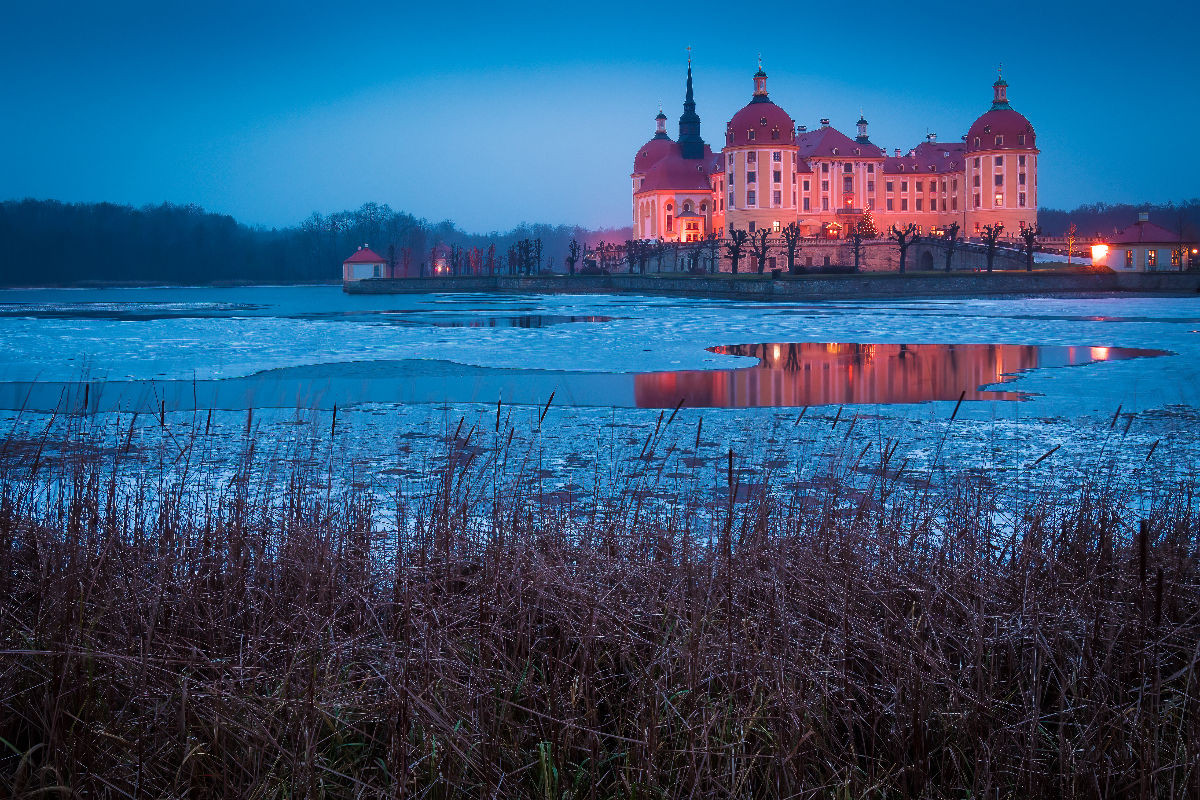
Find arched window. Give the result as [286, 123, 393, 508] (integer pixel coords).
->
[700, 202, 707, 213]
[683, 201, 692, 212]
[665, 203, 673, 212]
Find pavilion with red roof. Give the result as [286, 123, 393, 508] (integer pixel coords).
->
[342, 245, 387, 281]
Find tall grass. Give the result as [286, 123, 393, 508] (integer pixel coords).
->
[1, 410, 1198, 798]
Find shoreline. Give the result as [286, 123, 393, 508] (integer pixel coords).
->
[344, 270, 1200, 300]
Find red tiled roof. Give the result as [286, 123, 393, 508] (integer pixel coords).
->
[883, 141, 967, 175]
[966, 108, 1036, 152]
[637, 145, 715, 193]
[633, 137, 677, 174]
[796, 126, 885, 160]
[1109, 221, 1186, 244]
[343, 247, 386, 264]
[726, 101, 796, 148]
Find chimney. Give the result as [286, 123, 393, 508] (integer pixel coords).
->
[797, 124, 807, 132]
[1137, 211, 1150, 223]
[907, 149, 915, 157]
[820, 118, 830, 127]
[894, 148, 901, 157]
[926, 133, 937, 143]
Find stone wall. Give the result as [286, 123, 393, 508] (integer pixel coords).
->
[345, 271, 1200, 301]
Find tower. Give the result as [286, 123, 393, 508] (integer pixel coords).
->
[677, 55, 705, 159]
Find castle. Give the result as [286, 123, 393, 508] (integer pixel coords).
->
[632, 60, 1038, 244]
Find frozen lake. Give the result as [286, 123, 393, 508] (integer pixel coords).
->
[1, 285, 1198, 498]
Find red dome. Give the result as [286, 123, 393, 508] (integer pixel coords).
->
[966, 109, 1036, 152]
[633, 137, 676, 174]
[638, 145, 715, 193]
[725, 101, 795, 148]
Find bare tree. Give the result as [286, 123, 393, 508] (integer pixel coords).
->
[1019, 221, 1042, 272]
[781, 222, 803, 274]
[724, 228, 749, 275]
[704, 231, 722, 273]
[981, 223, 1005, 273]
[889, 223, 919, 274]
[750, 228, 772, 274]
[943, 222, 960, 272]
[1066, 223, 1077, 266]
[566, 238, 580, 276]
[848, 230, 864, 272]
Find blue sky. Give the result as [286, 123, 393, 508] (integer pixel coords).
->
[2, 0, 1196, 232]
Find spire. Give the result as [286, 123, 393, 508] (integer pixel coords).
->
[751, 56, 769, 103]
[991, 66, 1011, 110]
[677, 50, 704, 159]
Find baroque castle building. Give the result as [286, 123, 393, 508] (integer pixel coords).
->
[632, 61, 1038, 243]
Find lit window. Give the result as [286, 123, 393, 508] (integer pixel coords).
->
[1125, 250, 1133, 267]
[994, 192, 1003, 206]
[772, 220, 781, 233]
[1147, 250, 1157, 268]
[1172, 249, 1182, 267]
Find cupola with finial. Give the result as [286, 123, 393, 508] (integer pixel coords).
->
[991, 64, 1011, 110]
[751, 54, 769, 103]
[856, 111, 870, 143]
[653, 104, 669, 140]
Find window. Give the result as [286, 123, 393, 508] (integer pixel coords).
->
[832, 147, 839, 155]
[951, 196, 957, 211]
[886, 199, 894, 211]
[995, 135, 1003, 146]
[973, 175, 981, 187]
[821, 180, 829, 191]
[916, 181, 923, 192]
[666, 215, 673, 232]
[683, 201, 692, 212]
[951, 179, 958, 192]
[974, 194, 981, 208]
[886, 181, 894, 192]
[772, 220, 781, 233]
[843, 177, 853, 192]
[822, 163, 829, 173]
[1019, 135, 1026, 146]
[973, 157, 981, 168]
[771, 129, 780, 140]
[373, 264, 381, 277]
[1147, 249, 1157, 268]
[901, 198, 908, 211]
[665, 203, 672, 212]
[700, 202, 707, 213]
[995, 156, 1003, 166]
[747, 171, 756, 184]
[803, 180, 810, 191]
[747, 190, 756, 206]
[747, 152, 757, 164]
[1125, 249, 1134, 267]
[973, 137, 980, 148]
[1172, 249, 1182, 267]
[901, 181, 908, 192]
[728, 193, 734, 209]
[940, 181, 947, 193]
[728, 153, 734, 166]
[843, 163, 853, 173]
[792, 190, 796, 205]
[994, 192, 1003, 207]
[773, 190, 781, 205]
[1019, 155, 1026, 167]
[772, 151, 781, 162]
[773, 170, 781, 183]
[803, 197, 811, 211]
[867, 164, 875, 174]
[727, 173, 734, 186]
[1018, 192, 1026, 207]
[994, 174, 1004, 186]
[867, 181, 874, 192]
[822, 198, 830, 210]
[721, 197, 726, 211]
[748, 130, 756, 141]
[749, 221, 755, 232]
[915, 198, 922, 211]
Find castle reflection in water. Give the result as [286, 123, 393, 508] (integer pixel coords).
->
[633, 343, 1138, 408]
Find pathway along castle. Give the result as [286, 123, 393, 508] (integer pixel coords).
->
[632, 62, 1037, 244]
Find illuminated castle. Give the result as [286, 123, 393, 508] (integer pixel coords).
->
[632, 60, 1038, 243]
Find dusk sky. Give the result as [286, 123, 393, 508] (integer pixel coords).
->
[3, 0, 1197, 233]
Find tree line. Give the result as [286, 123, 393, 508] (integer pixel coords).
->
[0, 199, 632, 286]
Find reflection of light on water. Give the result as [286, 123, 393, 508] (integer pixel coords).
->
[1091, 346, 1110, 361]
[773, 345, 781, 360]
